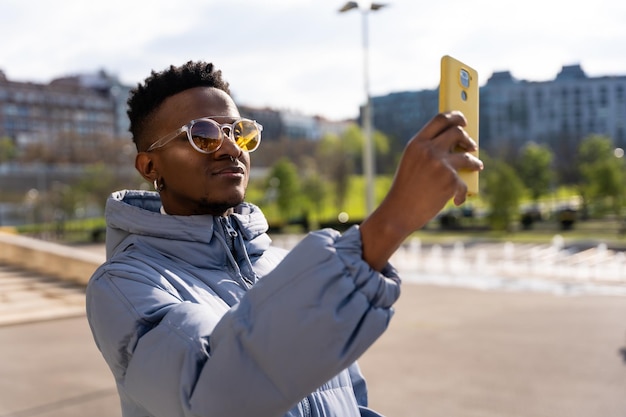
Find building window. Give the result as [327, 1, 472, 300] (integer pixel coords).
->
[599, 86, 608, 107]
[573, 87, 581, 105]
[3, 104, 17, 115]
[534, 90, 543, 109]
[588, 120, 595, 133]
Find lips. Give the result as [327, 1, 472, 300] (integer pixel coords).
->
[214, 165, 245, 175]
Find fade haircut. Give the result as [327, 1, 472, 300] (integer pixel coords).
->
[127, 61, 231, 151]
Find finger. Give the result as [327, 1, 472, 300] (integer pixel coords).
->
[447, 152, 484, 172]
[434, 125, 477, 154]
[453, 182, 468, 206]
[454, 132, 478, 152]
[414, 111, 467, 143]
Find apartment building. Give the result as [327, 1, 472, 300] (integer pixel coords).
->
[370, 64, 626, 156]
[480, 64, 626, 154]
[0, 70, 129, 150]
[0, 68, 343, 155]
[7, 62, 618, 163]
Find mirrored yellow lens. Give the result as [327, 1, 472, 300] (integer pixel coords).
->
[233, 120, 260, 152]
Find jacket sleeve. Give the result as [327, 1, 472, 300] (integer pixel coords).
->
[190, 226, 400, 416]
[347, 362, 387, 417]
[87, 226, 400, 417]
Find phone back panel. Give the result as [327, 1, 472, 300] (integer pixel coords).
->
[439, 55, 479, 195]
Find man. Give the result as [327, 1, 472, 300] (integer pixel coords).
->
[86, 61, 482, 417]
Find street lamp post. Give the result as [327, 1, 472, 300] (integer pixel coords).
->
[339, 1, 387, 216]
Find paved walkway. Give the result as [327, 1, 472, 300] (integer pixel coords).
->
[0, 315, 120, 417]
[360, 284, 626, 417]
[0, 263, 85, 327]
[2, 246, 626, 416]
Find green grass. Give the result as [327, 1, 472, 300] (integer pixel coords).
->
[8, 210, 626, 250]
[13, 217, 107, 244]
[9, 176, 626, 250]
[413, 216, 626, 250]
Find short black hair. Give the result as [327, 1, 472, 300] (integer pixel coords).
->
[127, 61, 231, 150]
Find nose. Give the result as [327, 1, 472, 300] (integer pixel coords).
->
[220, 125, 232, 139]
[215, 125, 242, 159]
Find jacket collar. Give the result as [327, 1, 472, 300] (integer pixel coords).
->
[104, 190, 269, 260]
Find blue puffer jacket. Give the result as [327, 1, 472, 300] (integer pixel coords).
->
[86, 190, 401, 417]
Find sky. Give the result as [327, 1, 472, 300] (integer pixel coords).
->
[1, 0, 625, 121]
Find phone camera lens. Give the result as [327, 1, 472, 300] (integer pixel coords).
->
[460, 69, 470, 88]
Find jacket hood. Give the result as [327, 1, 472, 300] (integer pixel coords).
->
[104, 190, 269, 259]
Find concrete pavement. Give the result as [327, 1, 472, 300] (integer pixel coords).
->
[0, 264, 85, 327]
[360, 284, 626, 417]
[0, 262, 120, 417]
[2, 272, 626, 416]
[1, 235, 626, 416]
[0, 315, 120, 417]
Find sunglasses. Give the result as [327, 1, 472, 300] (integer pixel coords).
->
[147, 117, 262, 154]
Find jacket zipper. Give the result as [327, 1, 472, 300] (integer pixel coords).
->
[221, 217, 309, 414]
[219, 217, 254, 287]
[301, 396, 312, 417]
[221, 216, 238, 253]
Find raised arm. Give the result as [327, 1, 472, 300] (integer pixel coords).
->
[360, 111, 483, 271]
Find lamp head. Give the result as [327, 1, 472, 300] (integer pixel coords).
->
[338, 1, 387, 12]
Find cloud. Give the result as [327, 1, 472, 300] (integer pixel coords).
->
[0, 0, 625, 120]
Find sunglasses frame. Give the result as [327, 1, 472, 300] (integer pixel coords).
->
[146, 116, 263, 154]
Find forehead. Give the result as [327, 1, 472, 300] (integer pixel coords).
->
[155, 87, 240, 129]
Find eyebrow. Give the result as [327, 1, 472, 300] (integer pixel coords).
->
[204, 115, 240, 122]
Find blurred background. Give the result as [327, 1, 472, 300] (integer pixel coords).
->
[0, 0, 625, 243]
[1, 2, 626, 417]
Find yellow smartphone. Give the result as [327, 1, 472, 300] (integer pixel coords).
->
[439, 55, 479, 196]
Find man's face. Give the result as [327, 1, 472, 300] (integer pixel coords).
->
[141, 86, 251, 216]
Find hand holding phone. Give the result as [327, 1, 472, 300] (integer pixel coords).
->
[439, 55, 479, 196]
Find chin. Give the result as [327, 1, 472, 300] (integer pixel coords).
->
[198, 195, 245, 215]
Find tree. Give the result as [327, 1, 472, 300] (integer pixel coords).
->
[516, 142, 554, 203]
[482, 153, 526, 231]
[317, 123, 391, 212]
[0, 136, 17, 162]
[372, 129, 392, 174]
[301, 172, 329, 230]
[19, 132, 134, 165]
[266, 158, 302, 221]
[317, 126, 361, 211]
[74, 163, 120, 212]
[577, 135, 624, 217]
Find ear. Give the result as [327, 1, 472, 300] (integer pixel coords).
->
[135, 152, 157, 183]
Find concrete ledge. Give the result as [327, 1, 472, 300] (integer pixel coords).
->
[0, 232, 104, 286]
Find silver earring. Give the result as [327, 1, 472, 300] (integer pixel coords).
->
[153, 178, 163, 192]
